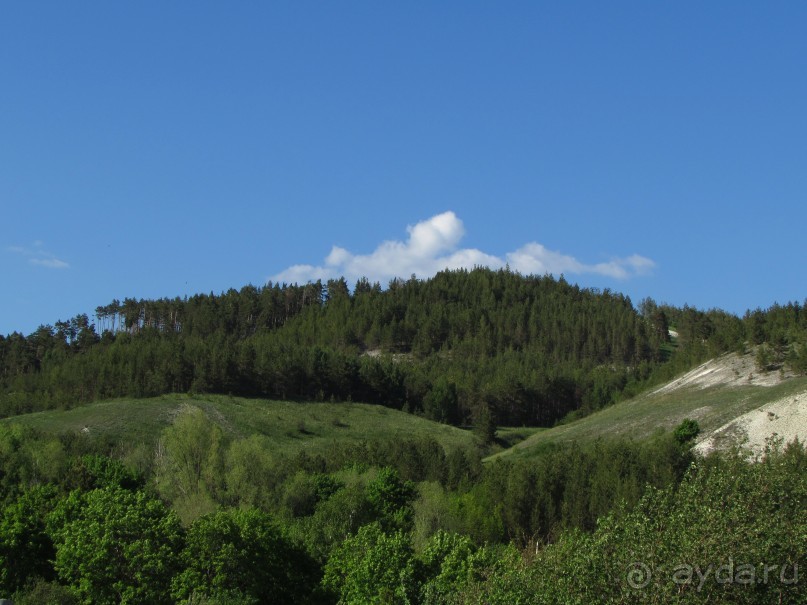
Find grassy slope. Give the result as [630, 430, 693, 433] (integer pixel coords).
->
[1, 394, 479, 456]
[7, 356, 804, 464]
[488, 375, 807, 461]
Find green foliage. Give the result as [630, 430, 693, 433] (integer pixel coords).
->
[423, 378, 459, 424]
[674, 418, 701, 444]
[413, 541, 528, 605]
[156, 405, 226, 522]
[48, 487, 183, 605]
[581, 365, 627, 412]
[468, 435, 693, 544]
[8, 271, 801, 433]
[0, 269, 670, 426]
[181, 592, 255, 605]
[0, 402, 803, 604]
[790, 343, 807, 375]
[66, 453, 142, 491]
[282, 472, 344, 518]
[1, 275, 806, 604]
[418, 530, 478, 604]
[224, 434, 287, 508]
[755, 343, 773, 372]
[293, 471, 376, 562]
[0, 485, 59, 593]
[283, 471, 324, 518]
[448, 441, 807, 604]
[0, 424, 70, 500]
[0, 423, 37, 499]
[473, 403, 497, 446]
[172, 508, 318, 605]
[366, 467, 417, 532]
[412, 482, 461, 551]
[322, 522, 418, 604]
[11, 577, 79, 605]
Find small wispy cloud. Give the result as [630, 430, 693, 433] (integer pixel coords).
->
[271, 211, 655, 285]
[30, 257, 70, 269]
[8, 242, 70, 270]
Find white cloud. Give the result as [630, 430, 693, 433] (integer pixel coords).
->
[505, 244, 656, 280]
[271, 211, 655, 285]
[8, 242, 70, 270]
[30, 257, 70, 269]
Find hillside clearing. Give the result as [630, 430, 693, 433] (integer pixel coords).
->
[489, 351, 807, 461]
[1, 394, 480, 456]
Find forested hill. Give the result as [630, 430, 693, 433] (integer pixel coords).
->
[2, 268, 806, 426]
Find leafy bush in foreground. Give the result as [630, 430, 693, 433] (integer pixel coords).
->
[453, 440, 807, 604]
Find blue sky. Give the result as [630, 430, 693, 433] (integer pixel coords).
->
[2, 2, 806, 336]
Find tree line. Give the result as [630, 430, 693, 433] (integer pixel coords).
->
[2, 269, 806, 426]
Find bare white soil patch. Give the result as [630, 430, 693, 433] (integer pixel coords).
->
[652, 352, 789, 396]
[694, 391, 807, 456]
[361, 349, 412, 363]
